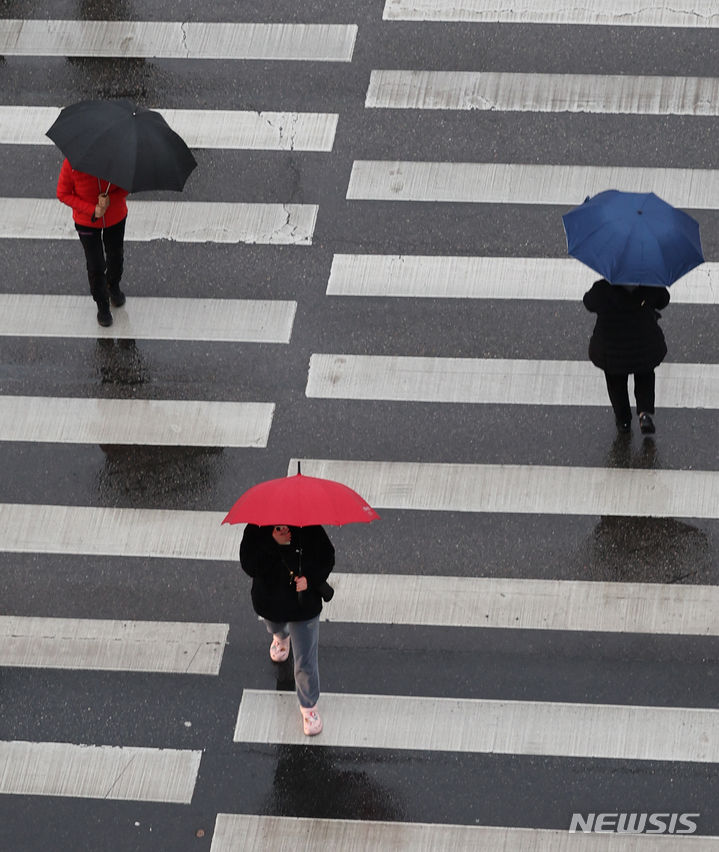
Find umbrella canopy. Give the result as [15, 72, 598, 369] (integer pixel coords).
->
[562, 190, 704, 287]
[222, 470, 380, 527]
[46, 99, 197, 193]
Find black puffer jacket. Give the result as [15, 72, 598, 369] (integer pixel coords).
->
[583, 279, 670, 374]
[240, 524, 335, 622]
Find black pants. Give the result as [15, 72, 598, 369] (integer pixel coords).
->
[604, 370, 655, 423]
[75, 217, 126, 304]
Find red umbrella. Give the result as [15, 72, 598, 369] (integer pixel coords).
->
[222, 466, 380, 527]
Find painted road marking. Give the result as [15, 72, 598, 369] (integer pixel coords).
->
[0, 105, 338, 151]
[367, 70, 719, 115]
[0, 396, 275, 447]
[290, 459, 719, 520]
[0, 198, 317, 245]
[0, 20, 357, 61]
[326, 255, 719, 304]
[234, 690, 719, 762]
[383, 0, 719, 28]
[0, 617, 228, 674]
[210, 815, 719, 852]
[0, 295, 296, 342]
[0, 741, 201, 802]
[323, 573, 719, 636]
[346, 161, 719, 209]
[306, 355, 719, 408]
[0, 504, 232, 560]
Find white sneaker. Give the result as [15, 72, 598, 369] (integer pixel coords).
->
[301, 706, 323, 736]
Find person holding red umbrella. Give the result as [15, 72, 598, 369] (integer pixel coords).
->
[226, 464, 378, 735]
[240, 522, 335, 736]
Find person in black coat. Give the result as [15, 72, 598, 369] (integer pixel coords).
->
[583, 279, 670, 434]
[240, 523, 334, 736]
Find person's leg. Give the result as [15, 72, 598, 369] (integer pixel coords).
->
[103, 218, 126, 306]
[288, 616, 320, 708]
[634, 370, 656, 433]
[76, 224, 112, 325]
[288, 616, 322, 735]
[604, 372, 632, 428]
[633, 371, 656, 415]
[264, 619, 290, 662]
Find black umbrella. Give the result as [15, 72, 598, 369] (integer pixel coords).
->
[46, 99, 197, 193]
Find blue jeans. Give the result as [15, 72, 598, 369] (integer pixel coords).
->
[264, 616, 320, 708]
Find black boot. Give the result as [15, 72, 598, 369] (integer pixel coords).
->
[639, 412, 655, 434]
[109, 283, 126, 307]
[96, 301, 113, 327]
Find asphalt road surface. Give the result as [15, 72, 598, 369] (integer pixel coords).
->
[0, 2, 718, 850]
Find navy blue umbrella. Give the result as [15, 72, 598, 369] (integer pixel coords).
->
[562, 190, 704, 287]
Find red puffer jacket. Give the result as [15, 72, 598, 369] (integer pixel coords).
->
[56, 158, 129, 228]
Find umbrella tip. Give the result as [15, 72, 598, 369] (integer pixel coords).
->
[297, 460, 301, 475]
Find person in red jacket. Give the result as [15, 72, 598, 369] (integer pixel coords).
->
[56, 158, 129, 327]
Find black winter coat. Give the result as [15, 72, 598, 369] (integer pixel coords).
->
[240, 524, 335, 622]
[583, 279, 670, 374]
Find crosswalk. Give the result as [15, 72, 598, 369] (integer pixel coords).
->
[210, 815, 719, 852]
[0, 616, 228, 674]
[0, 198, 319, 243]
[0, 19, 358, 61]
[1, 3, 718, 848]
[0, 740, 201, 803]
[346, 161, 719, 207]
[235, 689, 719, 762]
[326, 254, 719, 303]
[0, 105, 339, 151]
[306, 355, 719, 407]
[291, 458, 719, 519]
[366, 69, 719, 115]
[322, 573, 719, 635]
[381, 0, 719, 27]
[0, 396, 275, 446]
[0, 294, 297, 340]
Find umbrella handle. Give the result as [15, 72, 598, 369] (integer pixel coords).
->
[91, 186, 111, 222]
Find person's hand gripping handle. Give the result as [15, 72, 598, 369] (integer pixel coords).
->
[92, 189, 110, 222]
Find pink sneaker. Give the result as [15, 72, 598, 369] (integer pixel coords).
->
[301, 706, 323, 736]
[269, 634, 290, 663]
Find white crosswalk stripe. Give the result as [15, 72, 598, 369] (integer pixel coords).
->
[235, 690, 719, 762]
[6, 445, 719, 558]
[0, 503, 231, 560]
[307, 355, 719, 408]
[347, 161, 719, 208]
[291, 458, 719, 519]
[0, 295, 297, 342]
[326, 255, 719, 303]
[382, 0, 719, 27]
[0, 105, 339, 151]
[0, 741, 201, 802]
[210, 815, 719, 852]
[366, 70, 719, 115]
[0, 396, 274, 447]
[323, 573, 719, 635]
[0, 616, 228, 674]
[0, 198, 318, 244]
[0, 19, 357, 61]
